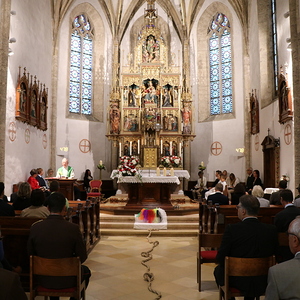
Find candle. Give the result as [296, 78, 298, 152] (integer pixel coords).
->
[163, 167, 166, 176]
[170, 141, 173, 155]
[160, 139, 163, 154]
[129, 141, 132, 156]
[170, 167, 174, 176]
[138, 139, 140, 154]
[99, 160, 102, 165]
[179, 143, 182, 157]
[156, 167, 160, 176]
[119, 142, 122, 157]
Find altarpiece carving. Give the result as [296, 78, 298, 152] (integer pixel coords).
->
[106, 0, 194, 168]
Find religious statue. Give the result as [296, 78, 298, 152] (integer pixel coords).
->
[31, 91, 37, 117]
[181, 104, 191, 134]
[128, 87, 136, 107]
[162, 89, 172, 107]
[142, 80, 158, 104]
[142, 35, 159, 63]
[19, 83, 27, 112]
[110, 103, 120, 134]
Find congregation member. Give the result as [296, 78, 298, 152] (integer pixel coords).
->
[207, 183, 229, 205]
[36, 167, 49, 190]
[265, 216, 300, 300]
[191, 170, 207, 200]
[252, 185, 270, 207]
[83, 169, 93, 192]
[270, 180, 287, 205]
[46, 168, 54, 177]
[252, 169, 263, 190]
[20, 189, 50, 218]
[294, 184, 300, 201]
[274, 189, 300, 261]
[211, 170, 222, 188]
[56, 157, 75, 178]
[245, 167, 254, 193]
[27, 169, 40, 190]
[0, 268, 27, 300]
[0, 182, 15, 216]
[274, 189, 300, 232]
[214, 195, 278, 300]
[27, 192, 91, 299]
[11, 182, 31, 210]
[230, 183, 246, 205]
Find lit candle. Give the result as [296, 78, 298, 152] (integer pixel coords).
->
[129, 141, 132, 155]
[156, 167, 160, 176]
[179, 143, 182, 157]
[170, 167, 174, 176]
[99, 160, 102, 165]
[119, 142, 122, 157]
[163, 167, 166, 176]
[160, 139, 163, 154]
[170, 141, 173, 155]
[138, 139, 140, 154]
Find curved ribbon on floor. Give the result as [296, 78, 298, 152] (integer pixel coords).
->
[141, 230, 162, 299]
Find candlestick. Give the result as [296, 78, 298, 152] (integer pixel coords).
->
[160, 139, 163, 154]
[138, 139, 140, 154]
[170, 141, 173, 155]
[119, 142, 122, 157]
[179, 143, 182, 157]
[129, 141, 132, 156]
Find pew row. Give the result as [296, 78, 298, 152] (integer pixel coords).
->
[0, 198, 100, 291]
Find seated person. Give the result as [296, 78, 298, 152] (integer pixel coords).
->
[0, 182, 15, 216]
[45, 180, 69, 209]
[11, 182, 31, 211]
[20, 189, 50, 218]
[252, 185, 270, 207]
[192, 171, 207, 200]
[36, 168, 49, 190]
[27, 169, 40, 190]
[83, 169, 93, 192]
[270, 180, 287, 205]
[207, 183, 229, 205]
[27, 192, 91, 291]
[46, 168, 54, 178]
[231, 183, 246, 205]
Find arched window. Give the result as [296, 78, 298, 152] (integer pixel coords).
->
[69, 14, 94, 115]
[208, 13, 232, 115]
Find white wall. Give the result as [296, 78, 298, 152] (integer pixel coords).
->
[5, 0, 52, 193]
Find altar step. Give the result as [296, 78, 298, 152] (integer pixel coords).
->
[100, 213, 199, 237]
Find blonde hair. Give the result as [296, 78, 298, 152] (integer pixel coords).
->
[252, 185, 264, 198]
[17, 182, 32, 198]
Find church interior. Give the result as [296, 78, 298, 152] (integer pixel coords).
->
[0, 0, 300, 298]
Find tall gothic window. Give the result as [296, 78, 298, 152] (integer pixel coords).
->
[208, 13, 232, 115]
[69, 14, 94, 115]
[271, 0, 278, 93]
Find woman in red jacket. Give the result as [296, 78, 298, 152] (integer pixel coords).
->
[27, 169, 40, 190]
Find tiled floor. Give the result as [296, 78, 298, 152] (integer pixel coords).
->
[28, 235, 262, 299]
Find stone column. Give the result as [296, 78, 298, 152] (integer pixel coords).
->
[0, 0, 11, 181]
[290, 0, 300, 189]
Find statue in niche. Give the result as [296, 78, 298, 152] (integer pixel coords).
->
[162, 89, 172, 107]
[124, 143, 130, 156]
[249, 90, 259, 135]
[124, 114, 138, 132]
[109, 103, 120, 134]
[19, 82, 27, 112]
[163, 141, 170, 156]
[142, 35, 159, 63]
[132, 141, 138, 155]
[142, 79, 158, 105]
[163, 115, 178, 132]
[31, 91, 37, 117]
[181, 103, 191, 134]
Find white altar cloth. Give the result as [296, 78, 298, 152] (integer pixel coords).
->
[111, 173, 180, 185]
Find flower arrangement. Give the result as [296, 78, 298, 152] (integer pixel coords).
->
[117, 156, 139, 176]
[97, 160, 106, 170]
[160, 156, 181, 168]
[198, 161, 206, 171]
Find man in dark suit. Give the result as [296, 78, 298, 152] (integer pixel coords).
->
[274, 189, 300, 261]
[214, 195, 278, 300]
[274, 189, 300, 232]
[27, 192, 91, 300]
[269, 180, 287, 205]
[207, 183, 229, 205]
[0, 268, 27, 300]
[245, 167, 254, 193]
[0, 182, 15, 216]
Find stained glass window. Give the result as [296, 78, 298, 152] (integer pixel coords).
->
[271, 0, 278, 93]
[69, 14, 93, 115]
[208, 13, 232, 115]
